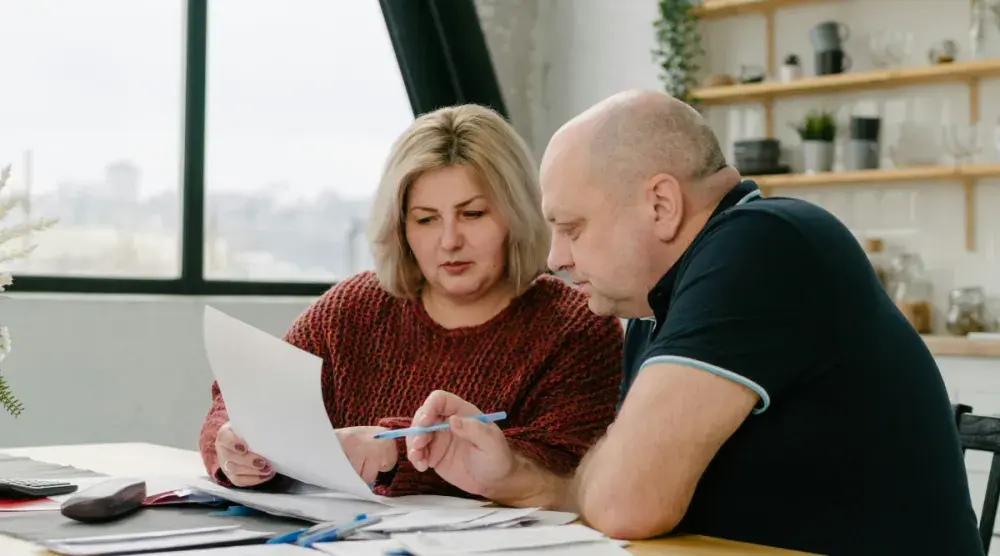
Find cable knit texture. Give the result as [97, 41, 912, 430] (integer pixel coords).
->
[198, 271, 623, 498]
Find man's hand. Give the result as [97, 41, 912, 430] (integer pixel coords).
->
[336, 426, 398, 484]
[406, 391, 515, 496]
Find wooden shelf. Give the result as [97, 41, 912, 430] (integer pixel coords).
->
[690, 0, 830, 19]
[750, 164, 1000, 189]
[751, 164, 1000, 251]
[923, 335, 1000, 358]
[694, 58, 1000, 105]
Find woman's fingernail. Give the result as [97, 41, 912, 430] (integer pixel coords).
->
[235, 443, 247, 454]
[253, 458, 266, 469]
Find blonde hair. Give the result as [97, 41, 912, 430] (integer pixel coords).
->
[368, 104, 550, 299]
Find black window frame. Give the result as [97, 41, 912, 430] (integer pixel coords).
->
[12, 0, 507, 296]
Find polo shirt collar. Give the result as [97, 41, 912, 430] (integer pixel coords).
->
[643, 179, 761, 323]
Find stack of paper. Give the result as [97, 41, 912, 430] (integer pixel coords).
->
[313, 524, 631, 556]
[42, 525, 274, 556]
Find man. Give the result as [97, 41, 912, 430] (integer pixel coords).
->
[404, 90, 983, 554]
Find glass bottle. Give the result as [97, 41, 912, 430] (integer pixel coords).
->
[946, 286, 989, 336]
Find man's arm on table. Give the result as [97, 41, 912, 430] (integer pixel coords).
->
[481, 366, 756, 539]
[571, 365, 757, 538]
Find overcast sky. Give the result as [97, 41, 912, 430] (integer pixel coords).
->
[0, 0, 415, 200]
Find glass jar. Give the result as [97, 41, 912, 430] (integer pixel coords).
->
[864, 238, 889, 289]
[945, 286, 989, 336]
[889, 252, 932, 333]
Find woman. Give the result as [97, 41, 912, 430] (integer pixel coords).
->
[197, 104, 624, 499]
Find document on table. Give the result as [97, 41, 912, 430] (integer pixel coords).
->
[374, 525, 628, 556]
[143, 546, 316, 555]
[43, 525, 274, 556]
[203, 306, 375, 500]
[190, 477, 487, 525]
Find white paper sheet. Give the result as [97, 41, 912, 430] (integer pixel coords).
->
[190, 476, 487, 524]
[365, 508, 497, 533]
[313, 539, 407, 556]
[202, 306, 379, 501]
[144, 546, 316, 555]
[44, 526, 274, 556]
[394, 524, 609, 555]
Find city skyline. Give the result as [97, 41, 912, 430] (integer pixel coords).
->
[0, 0, 414, 200]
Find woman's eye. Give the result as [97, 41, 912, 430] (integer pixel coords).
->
[463, 211, 485, 218]
[415, 216, 434, 224]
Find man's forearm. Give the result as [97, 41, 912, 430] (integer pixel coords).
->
[485, 453, 574, 510]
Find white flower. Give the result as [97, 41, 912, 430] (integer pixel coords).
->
[0, 326, 11, 363]
[0, 272, 12, 292]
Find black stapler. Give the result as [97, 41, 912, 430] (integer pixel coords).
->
[60, 478, 147, 523]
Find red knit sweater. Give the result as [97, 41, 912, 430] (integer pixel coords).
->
[198, 271, 623, 498]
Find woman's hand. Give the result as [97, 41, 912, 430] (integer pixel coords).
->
[336, 427, 398, 484]
[215, 422, 275, 487]
[406, 390, 515, 497]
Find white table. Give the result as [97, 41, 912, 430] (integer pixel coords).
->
[0, 443, 809, 555]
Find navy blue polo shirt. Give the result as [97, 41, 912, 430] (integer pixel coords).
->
[621, 179, 982, 555]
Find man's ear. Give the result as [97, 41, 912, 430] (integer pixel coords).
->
[647, 173, 684, 242]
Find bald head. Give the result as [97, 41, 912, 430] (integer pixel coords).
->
[545, 89, 729, 197]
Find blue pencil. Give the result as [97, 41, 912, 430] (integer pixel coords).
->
[373, 412, 507, 440]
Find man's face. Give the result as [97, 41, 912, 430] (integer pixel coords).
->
[541, 144, 658, 319]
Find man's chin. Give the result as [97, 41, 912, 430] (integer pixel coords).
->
[586, 296, 618, 317]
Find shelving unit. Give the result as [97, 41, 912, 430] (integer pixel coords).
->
[694, 58, 1000, 105]
[690, 0, 832, 20]
[922, 334, 1000, 358]
[690, 0, 999, 251]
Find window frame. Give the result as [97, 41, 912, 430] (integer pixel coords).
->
[11, 0, 507, 296]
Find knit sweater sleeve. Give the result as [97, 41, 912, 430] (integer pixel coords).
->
[197, 284, 341, 486]
[501, 314, 623, 476]
[376, 311, 623, 497]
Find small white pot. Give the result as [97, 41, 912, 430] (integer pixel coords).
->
[780, 64, 802, 82]
[803, 140, 835, 174]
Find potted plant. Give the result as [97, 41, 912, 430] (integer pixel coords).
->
[780, 54, 801, 82]
[652, 0, 705, 106]
[0, 164, 57, 417]
[793, 110, 837, 173]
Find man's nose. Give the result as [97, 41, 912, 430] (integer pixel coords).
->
[547, 235, 572, 273]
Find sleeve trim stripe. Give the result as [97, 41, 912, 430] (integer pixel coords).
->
[640, 355, 771, 415]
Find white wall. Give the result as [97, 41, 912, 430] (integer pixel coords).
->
[0, 294, 312, 452]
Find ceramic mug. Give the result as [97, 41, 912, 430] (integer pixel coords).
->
[811, 21, 851, 52]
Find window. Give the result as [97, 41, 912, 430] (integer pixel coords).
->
[203, 0, 414, 282]
[0, 0, 185, 278]
[5, 0, 506, 294]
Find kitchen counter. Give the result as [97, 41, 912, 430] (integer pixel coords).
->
[922, 334, 1000, 358]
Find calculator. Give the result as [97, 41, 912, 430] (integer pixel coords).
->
[0, 479, 78, 499]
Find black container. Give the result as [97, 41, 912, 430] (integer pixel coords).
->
[815, 49, 851, 75]
[849, 117, 881, 141]
[733, 139, 781, 175]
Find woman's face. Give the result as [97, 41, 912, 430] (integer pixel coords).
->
[404, 165, 508, 302]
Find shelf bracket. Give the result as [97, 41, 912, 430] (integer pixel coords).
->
[963, 177, 975, 252]
[964, 77, 979, 252]
[969, 77, 980, 123]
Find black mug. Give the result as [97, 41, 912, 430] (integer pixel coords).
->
[816, 49, 852, 76]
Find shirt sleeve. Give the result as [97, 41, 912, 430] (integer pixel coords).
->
[640, 210, 821, 414]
